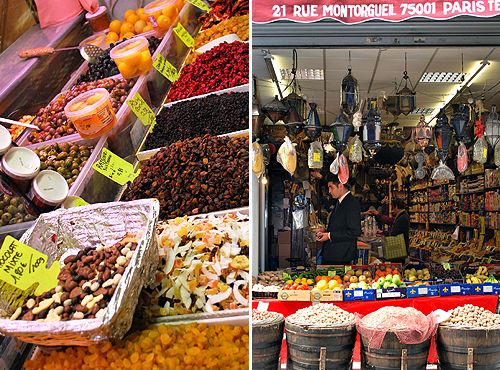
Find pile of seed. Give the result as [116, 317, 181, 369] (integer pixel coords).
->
[287, 303, 355, 326]
[252, 309, 282, 323]
[145, 92, 249, 150]
[446, 304, 500, 328]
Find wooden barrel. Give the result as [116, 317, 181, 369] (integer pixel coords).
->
[285, 319, 357, 370]
[361, 331, 430, 370]
[252, 314, 285, 370]
[437, 325, 500, 369]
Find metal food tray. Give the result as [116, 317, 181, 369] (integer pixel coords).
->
[0, 199, 160, 346]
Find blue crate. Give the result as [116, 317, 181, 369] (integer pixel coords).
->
[439, 284, 463, 296]
[343, 289, 375, 301]
[493, 283, 500, 295]
[460, 284, 472, 295]
[375, 288, 407, 300]
[407, 285, 439, 298]
[469, 283, 495, 295]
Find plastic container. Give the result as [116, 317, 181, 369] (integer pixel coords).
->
[64, 88, 117, 139]
[28, 170, 69, 211]
[79, 31, 109, 49]
[85, 6, 110, 32]
[1, 147, 40, 193]
[144, 0, 179, 24]
[110, 37, 152, 79]
[0, 125, 12, 155]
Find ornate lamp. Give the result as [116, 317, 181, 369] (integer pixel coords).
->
[283, 92, 306, 121]
[415, 115, 432, 149]
[485, 105, 500, 148]
[261, 95, 288, 124]
[396, 53, 416, 115]
[363, 99, 382, 156]
[330, 109, 352, 151]
[284, 105, 304, 135]
[450, 104, 470, 142]
[341, 67, 360, 115]
[304, 102, 322, 140]
[432, 108, 455, 180]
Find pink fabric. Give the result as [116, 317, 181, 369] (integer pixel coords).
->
[35, 0, 98, 28]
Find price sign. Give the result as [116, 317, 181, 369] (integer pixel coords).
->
[344, 266, 352, 273]
[173, 23, 195, 48]
[187, 0, 210, 11]
[92, 148, 140, 186]
[72, 197, 89, 207]
[256, 301, 269, 311]
[442, 263, 451, 271]
[327, 270, 337, 277]
[0, 236, 60, 295]
[126, 92, 156, 130]
[313, 152, 321, 162]
[153, 54, 179, 83]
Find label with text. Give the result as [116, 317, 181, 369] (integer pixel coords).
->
[0, 236, 60, 295]
[153, 54, 180, 83]
[92, 148, 140, 186]
[126, 92, 156, 128]
[187, 0, 211, 11]
[174, 23, 195, 48]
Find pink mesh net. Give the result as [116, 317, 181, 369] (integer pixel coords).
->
[356, 306, 442, 350]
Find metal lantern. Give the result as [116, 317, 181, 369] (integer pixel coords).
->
[261, 95, 289, 123]
[415, 115, 432, 149]
[284, 105, 304, 135]
[451, 104, 470, 142]
[341, 68, 360, 115]
[305, 102, 322, 140]
[396, 53, 416, 115]
[283, 92, 306, 121]
[330, 109, 353, 151]
[434, 108, 453, 161]
[362, 100, 382, 155]
[485, 105, 500, 148]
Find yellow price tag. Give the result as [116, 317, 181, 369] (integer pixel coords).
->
[313, 152, 321, 162]
[73, 197, 89, 207]
[92, 148, 140, 186]
[0, 236, 60, 295]
[187, 0, 210, 11]
[442, 263, 451, 270]
[344, 266, 352, 273]
[173, 23, 195, 48]
[126, 92, 157, 129]
[327, 270, 337, 277]
[484, 147, 488, 158]
[153, 54, 179, 83]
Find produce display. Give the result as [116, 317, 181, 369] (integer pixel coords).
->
[145, 92, 249, 150]
[282, 280, 311, 290]
[199, 0, 248, 28]
[256, 270, 284, 286]
[287, 303, 355, 326]
[252, 309, 281, 322]
[8, 115, 34, 141]
[123, 135, 249, 219]
[10, 236, 138, 322]
[0, 194, 36, 226]
[465, 265, 498, 283]
[145, 213, 249, 315]
[28, 78, 134, 144]
[431, 263, 463, 282]
[404, 266, 431, 281]
[167, 41, 248, 102]
[444, 304, 500, 327]
[24, 323, 249, 369]
[33, 142, 92, 187]
[78, 37, 161, 83]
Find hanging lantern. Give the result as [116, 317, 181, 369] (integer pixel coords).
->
[284, 105, 304, 135]
[283, 92, 306, 121]
[341, 68, 360, 115]
[362, 100, 382, 156]
[431, 109, 455, 180]
[396, 53, 416, 115]
[450, 104, 470, 142]
[485, 105, 500, 148]
[330, 109, 353, 151]
[261, 95, 288, 124]
[415, 115, 432, 149]
[304, 102, 322, 140]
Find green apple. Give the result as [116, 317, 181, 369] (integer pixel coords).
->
[392, 275, 401, 285]
[383, 281, 391, 289]
[377, 277, 385, 285]
[390, 283, 398, 288]
[385, 274, 393, 282]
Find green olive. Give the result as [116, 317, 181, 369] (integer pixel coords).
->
[71, 169, 80, 176]
[65, 159, 73, 168]
[10, 197, 19, 206]
[57, 152, 68, 160]
[6, 205, 16, 214]
[57, 167, 66, 176]
[3, 195, 12, 204]
[81, 149, 91, 157]
[40, 162, 47, 170]
[2, 213, 12, 223]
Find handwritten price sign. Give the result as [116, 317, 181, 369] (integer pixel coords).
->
[0, 236, 60, 295]
[153, 54, 179, 83]
[92, 148, 140, 186]
[126, 92, 157, 129]
[187, 0, 210, 11]
[174, 23, 195, 48]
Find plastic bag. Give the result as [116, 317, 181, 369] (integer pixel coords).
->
[349, 135, 363, 163]
[457, 142, 468, 173]
[431, 160, 455, 180]
[330, 153, 340, 175]
[308, 141, 323, 169]
[252, 141, 264, 178]
[353, 111, 362, 131]
[338, 154, 349, 184]
[277, 136, 297, 175]
[293, 210, 305, 230]
[473, 136, 488, 164]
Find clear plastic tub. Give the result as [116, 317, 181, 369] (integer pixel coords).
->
[0, 125, 12, 155]
[85, 6, 110, 33]
[29, 170, 69, 211]
[64, 88, 117, 139]
[110, 37, 152, 79]
[144, 0, 180, 26]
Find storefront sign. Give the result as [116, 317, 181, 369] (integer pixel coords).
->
[92, 148, 141, 186]
[253, 0, 500, 24]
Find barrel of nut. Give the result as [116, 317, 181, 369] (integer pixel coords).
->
[361, 331, 430, 370]
[437, 325, 500, 369]
[285, 320, 357, 370]
[252, 314, 285, 370]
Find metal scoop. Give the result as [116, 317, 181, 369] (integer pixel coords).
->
[18, 44, 106, 63]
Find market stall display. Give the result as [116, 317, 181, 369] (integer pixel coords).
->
[252, 309, 285, 370]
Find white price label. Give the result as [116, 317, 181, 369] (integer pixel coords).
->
[484, 285, 493, 293]
[257, 301, 269, 312]
[451, 286, 461, 293]
[418, 287, 428, 295]
[354, 290, 363, 297]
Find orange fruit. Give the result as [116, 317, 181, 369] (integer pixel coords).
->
[143, 25, 153, 32]
[162, 5, 177, 18]
[134, 19, 146, 34]
[126, 13, 140, 24]
[136, 7, 145, 15]
[123, 32, 136, 39]
[117, 61, 138, 79]
[175, 0, 184, 11]
[123, 9, 136, 19]
[106, 31, 119, 42]
[120, 22, 134, 34]
[156, 15, 171, 29]
[109, 20, 122, 34]
[139, 13, 150, 22]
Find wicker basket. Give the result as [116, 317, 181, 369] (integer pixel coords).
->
[0, 199, 160, 346]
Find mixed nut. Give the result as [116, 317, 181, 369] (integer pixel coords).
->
[287, 303, 355, 326]
[10, 237, 137, 322]
[252, 309, 282, 322]
[124, 135, 249, 219]
[445, 304, 500, 327]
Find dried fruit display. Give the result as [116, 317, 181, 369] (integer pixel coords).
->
[28, 78, 134, 144]
[9, 115, 34, 141]
[24, 323, 249, 369]
[146, 212, 249, 315]
[287, 303, 355, 326]
[199, 0, 248, 28]
[445, 304, 500, 327]
[145, 92, 249, 150]
[167, 41, 248, 102]
[10, 237, 137, 322]
[124, 135, 249, 219]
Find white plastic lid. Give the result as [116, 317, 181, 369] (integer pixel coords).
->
[2, 147, 40, 177]
[0, 125, 12, 155]
[144, 0, 176, 14]
[85, 6, 107, 20]
[33, 170, 69, 205]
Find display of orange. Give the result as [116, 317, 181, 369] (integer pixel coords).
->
[123, 9, 136, 19]
[156, 15, 171, 29]
[134, 19, 146, 33]
[162, 5, 177, 18]
[109, 19, 122, 34]
[139, 13, 150, 21]
[126, 13, 140, 24]
[143, 24, 153, 32]
[136, 7, 145, 15]
[120, 22, 134, 35]
[122, 32, 136, 39]
[106, 31, 119, 43]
